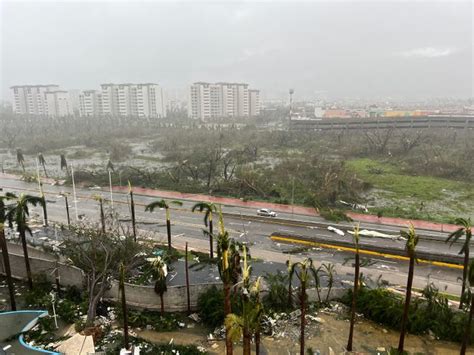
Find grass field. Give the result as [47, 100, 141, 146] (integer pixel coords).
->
[346, 158, 473, 223]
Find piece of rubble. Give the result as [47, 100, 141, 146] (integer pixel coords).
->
[188, 313, 201, 322]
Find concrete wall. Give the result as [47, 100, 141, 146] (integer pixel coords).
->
[1, 245, 347, 311]
[0, 247, 84, 289]
[104, 281, 222, 312]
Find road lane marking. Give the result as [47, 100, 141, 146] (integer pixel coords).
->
[270, 235, 463, 270]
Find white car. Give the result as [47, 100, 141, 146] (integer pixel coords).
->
[257, 208, 277, 217]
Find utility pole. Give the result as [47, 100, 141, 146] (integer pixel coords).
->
[289, 88, 294, 130]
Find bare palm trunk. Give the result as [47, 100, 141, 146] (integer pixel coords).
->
[19, 226, 33, 290]
[224, 282, 233, 355]
[120, 275, 130, 350]
[347, 252, 360, 351]
[130, 191, 136, 242]
[461, 293, 474, 354]
[42, 196, 48, 227]
[42, 164, 48, 178]
[185, 242, 191, 314]
[255, 330, 261, 355]
[243, 327, 251, 355]
[461, 247, 470, 309]
[398, 255, 415, 353]
[64, 196, 71, 226]
[166, 218, 172, 251]
[209, 219, 214, 258]
[99, 199, 105, 234]
[0, 226, 16, 310]
[300, 282, 306, 355]
[55, 261, 61, 298]
[160, 294, 164, 316]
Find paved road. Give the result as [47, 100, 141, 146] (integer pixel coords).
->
[0, 176, 466, 297]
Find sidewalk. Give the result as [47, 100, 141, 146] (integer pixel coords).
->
[113, 185, 459, 233]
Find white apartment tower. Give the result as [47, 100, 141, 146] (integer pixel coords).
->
[79, 90, 103, 117]
[98, 83, 165, 118]
[44, 91, 73, 117]
[188, 82, 259, 119]
[249, 90, 260, 116]
[11, 85, 60, 115]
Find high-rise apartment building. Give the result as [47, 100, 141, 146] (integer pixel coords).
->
[44, 91, 73, 117]
[79, 90, 103, 117]
[98, 83, 165, 118]
[249, 89, 260, 116]
[188, 82, 259, 119]
[11, 85, 61, 115]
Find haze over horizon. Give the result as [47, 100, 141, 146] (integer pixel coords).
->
[1, 0, 473, 102]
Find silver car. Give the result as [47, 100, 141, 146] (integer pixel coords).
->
[257, 208, 277, 217]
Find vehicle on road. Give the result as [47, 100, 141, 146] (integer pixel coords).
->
[257, 208, 278, 217]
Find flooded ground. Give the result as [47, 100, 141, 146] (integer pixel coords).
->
[136, 311, 466, 355]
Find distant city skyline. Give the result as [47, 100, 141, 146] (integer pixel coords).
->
[2, 1, 473, 102]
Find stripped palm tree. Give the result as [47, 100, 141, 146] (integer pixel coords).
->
[289, 258, 320, 355]
[37, 153, 48, 177]
[322, 263, 336, 303]
[5, 192, 45, 289]
[60, 154, 68, 176]
[145, 199, 183, 250]
[0, 194, 16, 310]
[215, 208, 242, 355]
[192, 202, 218, 258]
[347, 223, 360, 351]
[446, 218, 472, 309]
[93, 195, 106, 234]
[149, 256, 168, 315]
[16, 149, 25, 174]
[461, 259, 474, 354]
[119, 263, 130, 350]
[398, 223, 419, 353]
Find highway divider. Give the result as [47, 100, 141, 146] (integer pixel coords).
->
[270, 232, 464, 269]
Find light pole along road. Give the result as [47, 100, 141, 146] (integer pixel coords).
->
[0, 174, 466, 297]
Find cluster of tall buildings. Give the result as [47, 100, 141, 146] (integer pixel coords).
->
[10, 85, 73, 117]
[10, 81, 261, 119]
[188, 82, 260, 119]
[79, 83, 165, 118]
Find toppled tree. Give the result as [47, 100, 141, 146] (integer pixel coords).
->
[61, 226, 144, 327]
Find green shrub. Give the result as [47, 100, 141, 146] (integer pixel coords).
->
[263, 272, 292, 312]
[197, 285, 225, 328]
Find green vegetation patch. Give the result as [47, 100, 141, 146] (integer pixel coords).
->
[346, 158, 472, 201]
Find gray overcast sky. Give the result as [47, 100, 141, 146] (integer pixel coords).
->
[1, 0, 473, 101]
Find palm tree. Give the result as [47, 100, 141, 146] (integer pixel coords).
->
[145, 199, 183, 250]
[0, 194, 16, 310]
[128, 181, 137, 242]
[192, 202, 218, 258]
[149, 256, 168, 315]
[16, 149, 25, 174]
[461, 260, 474, 354]
[347, 223, 360, 352]
[225, 245, 263, 355]
[322, 263, 336, 303]
[37, 153, 48, 177]
[60, 154, 68, 176]
[398, 223, 419, 353]
[215, 208, 240, 355]
[93, 195, 106, 234]
[119, 263, 130, 350]
[5, 192, 45, 289]
[287, 258, 293, 309]
[289, 258, 320, 355]
[446, 218, 472, 309]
